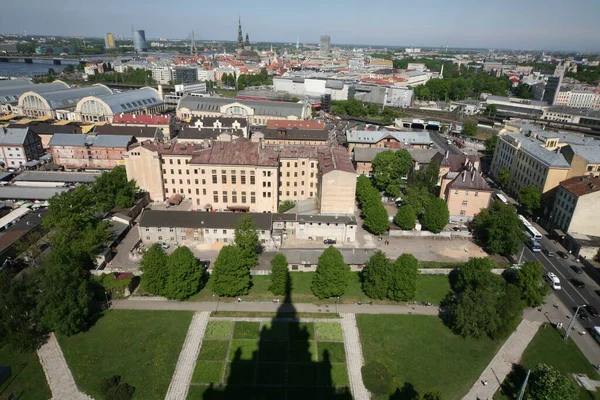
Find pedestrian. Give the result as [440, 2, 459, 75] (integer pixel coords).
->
[237, 297, 241, 303]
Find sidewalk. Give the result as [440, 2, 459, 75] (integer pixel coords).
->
[113, 298, 440, 316]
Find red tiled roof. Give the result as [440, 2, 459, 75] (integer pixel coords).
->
[113, 114, 171, 125]
[266, 120, 324, 130]
[560, 176, 600, 197]
[318, 147, 355, 175]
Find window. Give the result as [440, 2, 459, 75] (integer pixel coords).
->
[287, 162, 290, 167]
[232, 175, 236, 184]
[177, 159, 181, 165]
[212, 174, 217, 184]
[311, 162, 315, 168]
[462, 200, 468, 206]
[181, 237, 186, 241]
[202, 169, 205, 174]
[169, 159, 173, 164]
[241, 175, 246, 184]
[475, 192, 479, 197]
[223, 229, 227, 234]
[213, 191, 219, 203]
[460, 210, 466, 216]
[454, 190, 459, 195]
[170, 169, 174, 174]
[250, 175, 255, 184]
[287, 172, 290, 177]
[251, 192, 256, 203]
[286, 191, 289, 196]
[195, 179, 199, 184]
[171, 179, 175, 184]
[158, 236, 163, 240]
[187, 179, 190, 184]
[196, 188, 199, 195]
[465, 191, 469, 196]
[223, 191, 228, 202]
[213, 229, 217, 234]
[222, 173, 227, 184]
[241, 191, 246, 203]
[232, 191, 237, 203]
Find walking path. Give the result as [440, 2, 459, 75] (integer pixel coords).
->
[114, 298, 440, 315]
[340, 313, 371, 400]
[37, 333, 93, 400]
[165, 312, 210, 400]
[462, 319, 542, 400]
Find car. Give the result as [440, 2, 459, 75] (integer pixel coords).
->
[158, 242, 170, 249]
[585, 305, 599, 317]
[570, 265, 583, 274]
[596, 289, 600, 297]
[323, 239, 336, 245]
[557, 251, 569, 259]
[546, 272, 561, 290]
[571, 279, 585, 289]
[580, 311, 590, 321]
[543, 248, 555, 257]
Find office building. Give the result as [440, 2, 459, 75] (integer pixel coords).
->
[171, 67, 197, 85]
[319, 35, 331, 54]
[132, 29, 148, 52]
[104, 33, 115, 49]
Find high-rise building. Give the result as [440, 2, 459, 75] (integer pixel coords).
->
[104, 33, 115, 49]
[319, 35, 331, 54]
[132, 29, 148, 52]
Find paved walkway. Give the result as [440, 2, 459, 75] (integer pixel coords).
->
[37, 333, 93, 400]
[165, 312, 210, 400]
[462, 319, 542, 400]
[114, 298, 440, 315]
[340, 313, 371, 400]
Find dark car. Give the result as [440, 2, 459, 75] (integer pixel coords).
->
[585, 305, 599, 317]
[543, 248, 555, 257]
[557, 251, 569, 259]
[570, 265, 583, 274]
[571, 279, 585, 289]
[596, 289, 600, 297]
[323, 239, 336, 245]
[580, 311, 590, 321]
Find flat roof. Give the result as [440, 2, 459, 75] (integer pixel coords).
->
[0, 186, 70, 200]
[14, 171, 101, 183]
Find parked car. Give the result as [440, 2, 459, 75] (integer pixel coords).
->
[543, 248, 555, 257]
[580, 311, 590, 321]
[585, 305, 599, 317]
[570, 265, 583, 274]
[571, 279, 585, 289]
[158, 242, 170, 249]
[557, 251, 569, 259]
[323, 239, 336, 245]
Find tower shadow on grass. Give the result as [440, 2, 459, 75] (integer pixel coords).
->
[203, 272, 352, 400]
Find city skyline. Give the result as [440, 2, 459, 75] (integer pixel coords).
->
[2, 0, 600, 52]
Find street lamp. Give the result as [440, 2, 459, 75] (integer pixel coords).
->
[564, 304, 586, 341]
[104, 291, 110, 310]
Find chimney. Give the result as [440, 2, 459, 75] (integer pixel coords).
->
[472, 171, 475, 182]
[445, 150, 449, 159]
[462, 171, 466, 182]
[157, 85, 163, 100]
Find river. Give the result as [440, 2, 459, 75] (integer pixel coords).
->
[0, 62, 69, 78]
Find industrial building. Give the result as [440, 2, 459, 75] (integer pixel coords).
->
[73, 87, 165, 122]
[0, 80, 70, 113]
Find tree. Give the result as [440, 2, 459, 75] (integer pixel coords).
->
[394, 205, 417, 230]
[100, 375, 135, 400]
[0, 271, 46, 352]
[211, 246, 251, 296]
[516, 261, 550, 307]
[140, 244, 169, 295]
[36, 259, 94, 336]
[413, 162, 440, 195]
[278, 200, 296, 213]
[516, 84, 533, 100]
[290, 96, 300, 102]
[421, 197, 449, 233]
[402, 185, 431, 216]
[372, 150, 413, 197]
[473, 200, 525, 256]
[497, 166, 510, 189]
[462, 121, 477, 136]
[455, 257, 496, 292]
[362, 251, 391, 300]
[446, 282, 503, 338]
[388, 254, 418, 301]
[311, 246, 350, 299]
[484, 134, 498, 153]
[519, 185, 542, 216]
[92, 167, 138, 212]
[363, 203, 390, 235]
[485, 104, 497, 117]
[525, 364, 578, 400]
[234, 215, 259, 269]
[268, 253, 289, 296]
[165, 246, 204, 301]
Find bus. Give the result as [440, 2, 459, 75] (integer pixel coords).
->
[518, 214, 542, 252]
[495, 193, 509, 205]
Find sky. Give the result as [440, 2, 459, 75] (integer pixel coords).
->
[2, 0, 600, 51]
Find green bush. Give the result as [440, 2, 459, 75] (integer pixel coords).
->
[362, 362, 394, 396]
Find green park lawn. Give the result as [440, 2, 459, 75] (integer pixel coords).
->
[0, 345, 51, 400]
[58, 310, 192, 400]
[188, 272, 450, 305]
[357, 314, 504, 400]
[495, 324, 600, 400]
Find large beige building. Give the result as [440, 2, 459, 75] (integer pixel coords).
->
[345, 129, 432, 154]
[176, 96, 311, 126]
[549, 176, 600, 237]
[124, 138, 356, 214]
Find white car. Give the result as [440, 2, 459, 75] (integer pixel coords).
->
[546, 272, 561, 290]
[158, 242, 170, 249]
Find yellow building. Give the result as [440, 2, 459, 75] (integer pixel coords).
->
[441, 168, 493, 222]
[550, 176, 600, 237]
[561, 145, 600, 178]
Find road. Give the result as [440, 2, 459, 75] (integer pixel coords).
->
[428, 129, 462, 155]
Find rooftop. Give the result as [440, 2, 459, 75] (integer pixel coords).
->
[89, 87, 164, 114]
[0, 186, 70, 200]
[112, 113, 172, 125]
[503, 133, 571, 169]
[560, 176, 600, 197]
[346, 129, 431, 145]
[14, 171, 101, 183]
[189, 139, 279, 167]
[447, 169, 492, 191]
[546, 106, 600, 119]
[0, 127, 31, 145]
[266, 120, 324, 130]
[27, 84, 112, 109]
[177, 96, 307, 118]
[254, 127, 329, 142]
[0, 81, 69, 105]
[178, 127, 243, 141]
[93, 124, 161, 139]
[139, 210, 273, 230]
[189, 116, 248, 129]
[49, 133, 135, 148]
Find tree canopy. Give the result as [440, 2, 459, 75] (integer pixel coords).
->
[362, 251, 418, 301]
[525, 363, 578, 400]
[473, 200, 525, 256]
[92, 167, 138, 212]
[484, 135, 499, 153]
[372, 150, 412, 197]
[462, 121, 477, 137]
[394, 205, 417, 230]
[497, 166, 510, 190]
[356, 175, 389, 235]
[515, 261, 549, 307]
[234, 215, 260, 269]
[140, 244, 169, 296]
[519, 185, 542, 217]
[211, 245, 252, 297]
[412, 162, 441, 195]
[268, 253, 290, 296]
[421, 197, 449, 233]
[311, 246, 351, 299]
[165, 246, 205, 301]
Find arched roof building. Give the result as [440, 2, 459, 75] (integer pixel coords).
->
[0, 80, 70, 114]
[74, 87, 165, 122]
[17, 84, 112, 118]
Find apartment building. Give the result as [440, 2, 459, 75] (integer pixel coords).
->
[124, 138, 356, 214]
[549, 176, 600, 237]
[251, 127, 329, 146]
[0, 127, 44, 168]
[345, 129, 432, 154]
[441, 168, 493, 223]
[49, 133, 136, 170]
[352, 147, 443, 176]
[553, 89, 599, 109]
[561, 145, 600, 178]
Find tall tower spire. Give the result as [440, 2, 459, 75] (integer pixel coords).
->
[237, 17, 244, 51]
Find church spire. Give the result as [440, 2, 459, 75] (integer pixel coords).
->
[237, 17, 244, 50]
[245, 33, 250, 49]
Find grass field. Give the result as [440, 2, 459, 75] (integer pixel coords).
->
[58, 310, 192, 400]
[495, 324, 600, 400]
[188, 319, 349, 397]
[0, 345, 51, 400]
[189, 272, 451, 305]
[357, 314, 504, 400]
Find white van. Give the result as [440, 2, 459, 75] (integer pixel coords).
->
[546, 272, 561, 290]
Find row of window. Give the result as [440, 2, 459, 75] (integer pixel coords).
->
[280, 161, 316, 169]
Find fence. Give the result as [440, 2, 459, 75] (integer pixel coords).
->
[389, 230, 472, 239]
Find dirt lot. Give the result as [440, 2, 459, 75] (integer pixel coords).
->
[382, 236, 488, 262]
